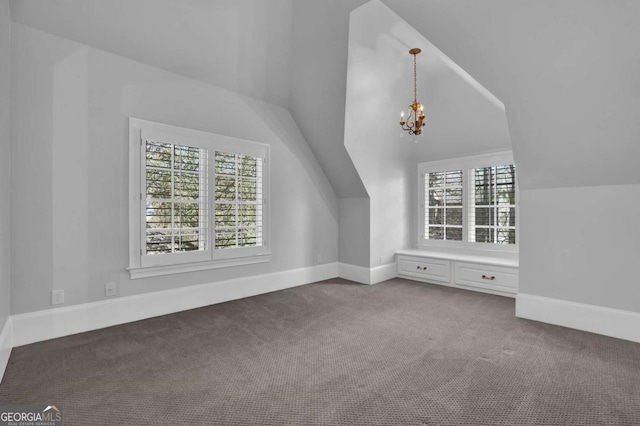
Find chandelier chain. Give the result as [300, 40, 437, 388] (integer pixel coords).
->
[413, 52, 417, 103]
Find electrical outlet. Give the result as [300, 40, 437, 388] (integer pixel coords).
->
[380, 256, 384, 265]
[316, 253, 323, 264]
[105, 282, 116, 297]
[51, 289, 64, 305]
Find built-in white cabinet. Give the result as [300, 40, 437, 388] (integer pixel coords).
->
[396, 249, 518, 297]
[397, 256, 451, 283]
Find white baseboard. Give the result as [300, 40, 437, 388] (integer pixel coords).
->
[516, 293, 640, 343]
[11, 262, 339, 348]
[0, 316, 13, 384]
[338, 262, 396, 285]
[338, 263, 370, 284]
[370, 263, 397, 284]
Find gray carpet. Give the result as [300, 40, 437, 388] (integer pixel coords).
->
[1, 278, 639, 425]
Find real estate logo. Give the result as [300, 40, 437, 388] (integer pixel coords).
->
[0, 405, 62, 426]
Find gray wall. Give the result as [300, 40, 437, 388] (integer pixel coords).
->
[289, 0, 367, 198]
[10, 23, 338, 315]
[520, 184, 640, 312]
[0, 0, 10, 329]
[338, 198, 370, 268]
[343, 1, 414, 267]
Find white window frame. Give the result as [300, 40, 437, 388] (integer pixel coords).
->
[128, 118, 270, 279]
[417, 151, 518, 253]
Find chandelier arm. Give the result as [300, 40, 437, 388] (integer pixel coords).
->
[401, 108, 415, 132]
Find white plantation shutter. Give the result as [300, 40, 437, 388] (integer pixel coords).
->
[143, 139, 210, 266]
[214, 152, 264, 250]
[468, 164, 516, 245]
[131, 119, 270, 271]
[417, 152, 517, 251]
[424, 170, 464, 241]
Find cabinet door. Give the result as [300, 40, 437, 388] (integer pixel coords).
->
[454, 262, 518, 295]
[397, 256, 451, 283]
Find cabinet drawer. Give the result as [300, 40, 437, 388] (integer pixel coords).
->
[454, 262, 518, 294]
[397, 256, 451, 283]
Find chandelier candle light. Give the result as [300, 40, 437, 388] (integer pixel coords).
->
[399, 48, 426, 136]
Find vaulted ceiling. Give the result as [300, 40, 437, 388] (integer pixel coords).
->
[10, 0, 293, 108]
[291, 0, 640, 193]
[10, 0, 640, 196]
[382, 0, 640, 191]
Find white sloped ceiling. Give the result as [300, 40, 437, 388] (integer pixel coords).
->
[291, 0, 640, 191]
[10, 0, 294, 108]
[11, 0, 640, 193]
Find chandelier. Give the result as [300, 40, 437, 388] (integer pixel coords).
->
[399, 48, 426, 136]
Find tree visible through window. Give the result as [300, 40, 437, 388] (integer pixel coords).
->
[144, 142, 264, 255]
[145, 141, 208, 254]
[214, 152, 263, 250]
[469, 165, 516, 244]
[425, 170, 463, 241]
[130, 118, 270, 275]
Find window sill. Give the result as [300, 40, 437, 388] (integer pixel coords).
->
[418, 239, 518, 253]
[128, 254, 271, 279]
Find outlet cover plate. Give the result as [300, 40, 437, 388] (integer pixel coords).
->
[51, 289, 64, 305]
[105, 282, 116, 297]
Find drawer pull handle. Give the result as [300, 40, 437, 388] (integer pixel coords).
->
[416, 266, 428, 270]
[482, 274, 496, 281]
